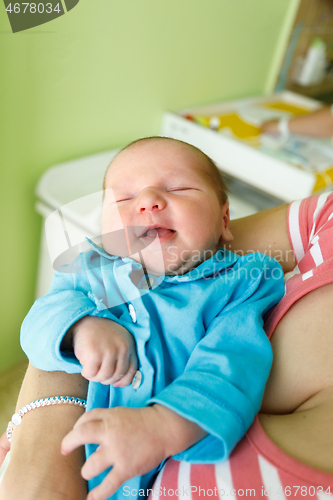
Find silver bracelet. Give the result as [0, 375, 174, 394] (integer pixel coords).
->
[6, 396, 87, 443]
[277, 117, 290, 139]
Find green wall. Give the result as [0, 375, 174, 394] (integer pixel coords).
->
[0, 0, 297, 373]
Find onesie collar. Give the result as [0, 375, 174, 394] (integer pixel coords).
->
[85, 237, 141, 265]
[162, 248, 239, 283]
[85, 238, 238, 283]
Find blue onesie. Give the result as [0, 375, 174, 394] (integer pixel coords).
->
[21, 239, 284, 499]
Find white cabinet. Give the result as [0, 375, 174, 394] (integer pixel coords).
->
[161, 91, 329, 203]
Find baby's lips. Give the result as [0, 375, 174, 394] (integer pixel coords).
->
[135, 224, 173, 238]
[146, 228, 174, 238]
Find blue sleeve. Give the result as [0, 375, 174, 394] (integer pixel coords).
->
[20, 257, 119, 374]
[148, 255, 284, 463]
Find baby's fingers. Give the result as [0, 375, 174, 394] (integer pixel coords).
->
[87, 466, 128, 500]
[95, 355, 118, 384]
[61, 419, 104, 456]
[112, 353, 138, 387]
[81, 446, 111, 481]
[100, 355, 128, 386]
[104, 342, 135, 385]
[80, 357, 102, 381]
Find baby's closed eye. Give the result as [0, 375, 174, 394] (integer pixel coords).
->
[167, 187, 197, 192]
[116, 197, 133, 203]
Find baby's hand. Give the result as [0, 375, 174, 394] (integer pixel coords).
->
[70, 316, 138, 386]
[61, 406, 170, 500]
[61, 405, 206, 500]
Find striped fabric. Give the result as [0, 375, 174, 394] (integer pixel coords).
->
[149, 193, 333, 500]
[265, 192, 333, 339]
[150, 418, 333, 499]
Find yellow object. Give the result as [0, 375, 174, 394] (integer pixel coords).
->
[191, 100, 333, 194]
[264, 101, 309, 116]
[194, 116, 211, 127]
[193, 101, 309, 144]
[195, 113, 261, 144]
[313, 168, 333, 192]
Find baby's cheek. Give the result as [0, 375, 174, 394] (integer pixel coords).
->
[102, 232, 129, 257]
[101, 207, 128, 255]
[101, 202, 124, 233]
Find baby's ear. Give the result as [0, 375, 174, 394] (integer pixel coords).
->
[220, 202, 233, 242]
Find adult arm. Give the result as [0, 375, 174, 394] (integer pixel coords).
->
[0, 434, 10, 468]
[227, 203, 296, 273]
[261, 106, 333, 138]
[0, 363, 88, 500]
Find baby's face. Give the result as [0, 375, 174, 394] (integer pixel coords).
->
[101, 139, 232, 275]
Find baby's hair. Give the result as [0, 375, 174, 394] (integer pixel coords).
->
[103, 136, 229, 205]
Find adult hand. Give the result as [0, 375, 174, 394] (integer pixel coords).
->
[261, 120, 279, 135]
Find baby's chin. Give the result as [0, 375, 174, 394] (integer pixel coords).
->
[128, 255, 187, 277]
[130, 256, 167, 277]
[143, 259, 195, 277]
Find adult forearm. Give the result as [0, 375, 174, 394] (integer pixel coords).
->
[289, 107, 333, 137]
[0, 363, 88, 500]
[227, 204, 295, 273]
[261, 107, 333, 138]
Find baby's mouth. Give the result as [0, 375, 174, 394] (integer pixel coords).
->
[141, 227, 175, 238]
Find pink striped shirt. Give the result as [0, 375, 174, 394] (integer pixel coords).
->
[150, 418, 333, 499]
[265, 191, 333, 339]
[149, 193, 333, 500]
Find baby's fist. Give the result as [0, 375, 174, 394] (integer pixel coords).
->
[71, 316, 138, 386]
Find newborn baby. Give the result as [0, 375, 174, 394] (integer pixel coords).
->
[21, 137, 284, 500]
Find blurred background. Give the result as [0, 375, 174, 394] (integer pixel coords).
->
[1, 0, 299, 378]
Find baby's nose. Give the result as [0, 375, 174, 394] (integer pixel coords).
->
[137, 188, 166, 213]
